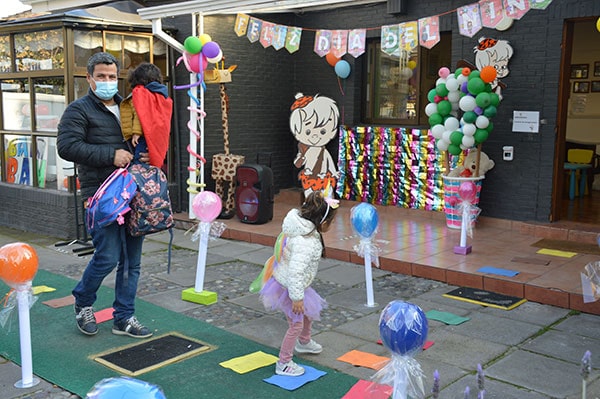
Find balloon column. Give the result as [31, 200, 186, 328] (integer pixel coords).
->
[374, 300, 428, 399]
[350, 203, 380, 307]
[86, 376, 167, 399]
[454, 181, 481, 255]
[0, 242, 40, 388]
[182, 190, 224, 305]
[426, 66, 499, 156]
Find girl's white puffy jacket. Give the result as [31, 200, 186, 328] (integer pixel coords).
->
[272, 208, 323, 302]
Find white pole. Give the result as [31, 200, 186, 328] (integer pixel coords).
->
[194, 223, 209, 292]
[14, 285, 39, 388]
[460, 204, 468, 247]
[188, 13, 200, 218]
[364, 242, 375, 307]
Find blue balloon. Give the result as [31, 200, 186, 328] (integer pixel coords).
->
[334, 60, 351, 79]
[379, 300, 428, 356]
[350, 202, 379, 238]
[86, 377, 167, 399]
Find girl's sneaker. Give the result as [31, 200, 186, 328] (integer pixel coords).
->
[275, 360, 305, 376]
[295, 339, 323, 354]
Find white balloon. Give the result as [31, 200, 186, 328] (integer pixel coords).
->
[431, 124, 445, 139]
[475, 115, 490, 129]
[462, 135, 475, 148]
[437, 139, 449, 151]
[445, 77, 459, 92]
[457, 74, 468, 85]
[459, 95, 476, 112]
[206, 49, 223, 63]
[442, 130, 453, 143]
[462, 123, 476, 136]
[436, 77, 447, 86]
[447, 91, 461, 103]
[401, 67, 413, 79]
[444, 117, 460, 131]
[425, 103, 438, 116]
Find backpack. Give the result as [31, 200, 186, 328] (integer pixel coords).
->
[126, 163, 174, 236]
[86, 167, 137, 233]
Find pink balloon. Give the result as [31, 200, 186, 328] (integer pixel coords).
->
[438, 67, 450, 78]
[458, 181, 477, 203]
[192, 191, 222, 223]
[188, 53, 208, 73]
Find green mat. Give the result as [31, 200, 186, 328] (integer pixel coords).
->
[0, 270, 357, 398]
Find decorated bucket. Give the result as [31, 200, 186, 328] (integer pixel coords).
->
[442, 175, 485, 229]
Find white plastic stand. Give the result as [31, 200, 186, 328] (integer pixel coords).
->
[14, 286, 39, 388]
[182, 222, 217, 305]
[363, 241, 377, 307]
[454, 203, 472, 255]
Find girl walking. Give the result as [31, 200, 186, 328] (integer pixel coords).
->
[260, 191, 339, 376]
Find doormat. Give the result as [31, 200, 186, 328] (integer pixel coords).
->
[532, 239, 600, 256]
[93, 332, 214, 376]
[443, 287, 526, 310]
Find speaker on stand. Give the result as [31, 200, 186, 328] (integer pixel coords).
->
[235, 163, 274, 224]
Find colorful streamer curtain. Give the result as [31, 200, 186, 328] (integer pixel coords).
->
[337, 126, 445, 211]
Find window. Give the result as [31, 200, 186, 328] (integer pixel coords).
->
[2, 79, 30, 131]
[363, 32, 451, 125]
[0, 34, 10, 73]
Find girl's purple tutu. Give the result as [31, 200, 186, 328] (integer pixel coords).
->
[260, 278, 327, 323]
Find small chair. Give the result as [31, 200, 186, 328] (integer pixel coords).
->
[564, 149, 594, 200]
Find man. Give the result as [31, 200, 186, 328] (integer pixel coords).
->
[57, 52, 152, 339]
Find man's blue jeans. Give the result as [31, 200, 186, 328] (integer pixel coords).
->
[73, 220, 144, 323]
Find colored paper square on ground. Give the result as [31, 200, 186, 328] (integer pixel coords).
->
[477, 266, 519, 277]
[42, 295, 75, 308]
[219, 351, 278, 374]
[32, 285, 56, 295]
[536, 248, 577, 258]
[342, 379, 393, 399]
[94, 307, 114, 324]
[263, 365, 326, 390]
[426, 310, 470, 325]
[337, 350, 389, 370]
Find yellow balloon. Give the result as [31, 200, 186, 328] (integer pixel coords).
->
[597, 17, 600, 33]
[407, 60, 417, 70]
[199, 33, 212, 45]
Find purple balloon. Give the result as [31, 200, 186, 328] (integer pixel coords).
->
[461, 81, 469, 94]
[474, 106, 483, 115]
[201, 41, 221, 59]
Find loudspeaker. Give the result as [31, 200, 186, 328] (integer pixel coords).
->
[235, 164, 274, 224]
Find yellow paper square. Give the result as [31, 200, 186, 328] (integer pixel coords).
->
[32, 285, 56, 295]
[219, 351, 278, 374]
[536, 248, 577, 258]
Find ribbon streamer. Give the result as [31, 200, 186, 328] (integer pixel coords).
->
[353, 238, 381, 267]
[190, 220, 227, 242]
[457, 200, 481, 238]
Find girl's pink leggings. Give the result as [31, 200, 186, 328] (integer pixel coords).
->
[279, 314, 312, 363]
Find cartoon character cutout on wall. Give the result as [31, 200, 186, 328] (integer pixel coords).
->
[473, 37, 513, 100]
[290, 93, 340, 198]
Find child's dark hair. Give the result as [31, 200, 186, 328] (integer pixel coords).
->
[127, 62, 163, 87]
[300, 191, 338, 256]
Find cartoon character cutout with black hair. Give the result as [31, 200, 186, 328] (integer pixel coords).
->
[473, 37, 513, 100]
[290, 93, 340, 198]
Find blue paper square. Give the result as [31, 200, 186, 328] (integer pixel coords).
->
[263, 365, 327, 390]
[477, 266, 519, 277]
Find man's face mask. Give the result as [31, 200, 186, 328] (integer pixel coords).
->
[92, 79, 118, 100]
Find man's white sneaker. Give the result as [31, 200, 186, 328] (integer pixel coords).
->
[295, 339, 322, 354]
[275, 360, 305, 376]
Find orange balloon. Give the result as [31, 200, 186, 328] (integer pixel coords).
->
[0, 243, 39, 286]
[325, 52, 340, 67]
[461, 67, 471, 76]
[480, 65, 497, 83]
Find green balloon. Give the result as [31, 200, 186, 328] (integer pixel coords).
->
[469, 70, 480, 80]
[475, 92, 491, 108]
[437, 100, 452, 116]
[450, 130, 463, 146]
[489, 93, 500, 106]
[448, 144, 462, 155]
[486, 121, 494, 132]
[429, 113, 443, 126]
[463, 111, 478, 124]
[474, 129, 489, 144]
[184, 36, 203, 54]
[484, 105, 497, 118]
[467, 78, 485, 95]
[436, 84, 449, 97]
[455, 68, 463, 77]
[428, 88, 437, 103]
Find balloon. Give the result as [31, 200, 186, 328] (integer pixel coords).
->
[407, 60, 417, 70]
[334, 60, 351, 79]
[0, 242, 38, 287]
[379, 300, 428, 356]
[192, 191, 222, 223]
[184, 36, 202, 54]
[198, 33, 212, 45]
[450, 131, 463, 146]
[435, 84, 449, 97]
[188, 53, 208, 73]
[206, 49, 223, 64]
[350, 203, 379, 238]
[458, 181, 477, 203]
[480, 65, 497, 83]
[438, 67, 450, 78]
[87, 376, 166, 399]
[467, 78, 485, 95]
[201, 41, 221, 59]
[325, 52, 340, 67]
[437, 100, 451, 116]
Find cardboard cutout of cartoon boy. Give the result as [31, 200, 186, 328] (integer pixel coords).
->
[290, 93, 340, 198]
[473, 37, 513, 100]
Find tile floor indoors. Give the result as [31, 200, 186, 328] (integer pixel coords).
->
[174, 189, 600, 316]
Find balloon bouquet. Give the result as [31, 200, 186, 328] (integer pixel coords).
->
[350, 202, 380, 307]
[181, 190, 225, 305]
[373, 300, 429, 399]
[0, 242, 40, 388]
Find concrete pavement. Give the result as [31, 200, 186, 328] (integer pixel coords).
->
[0, 225, 599, 398]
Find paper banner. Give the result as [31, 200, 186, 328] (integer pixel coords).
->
[246, 17, 262, 43]
[457, 3, 483, 38]
[399, 21, 419, 51]
[503, 0, 530, 20]
[285, 26, 302, 54]
[418, 16, 440, 49]
[314, 30, 332, 57]
[330, 30, 348, 58]
[381, 24, 400, 57]
[479, 0, 504, 28]
[272, 25, 288, 50]
[260, 22, 274, 48]
[347, 29, 365, 58]
[234, 13, 249, 37]
[530, 0, 552, 9]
